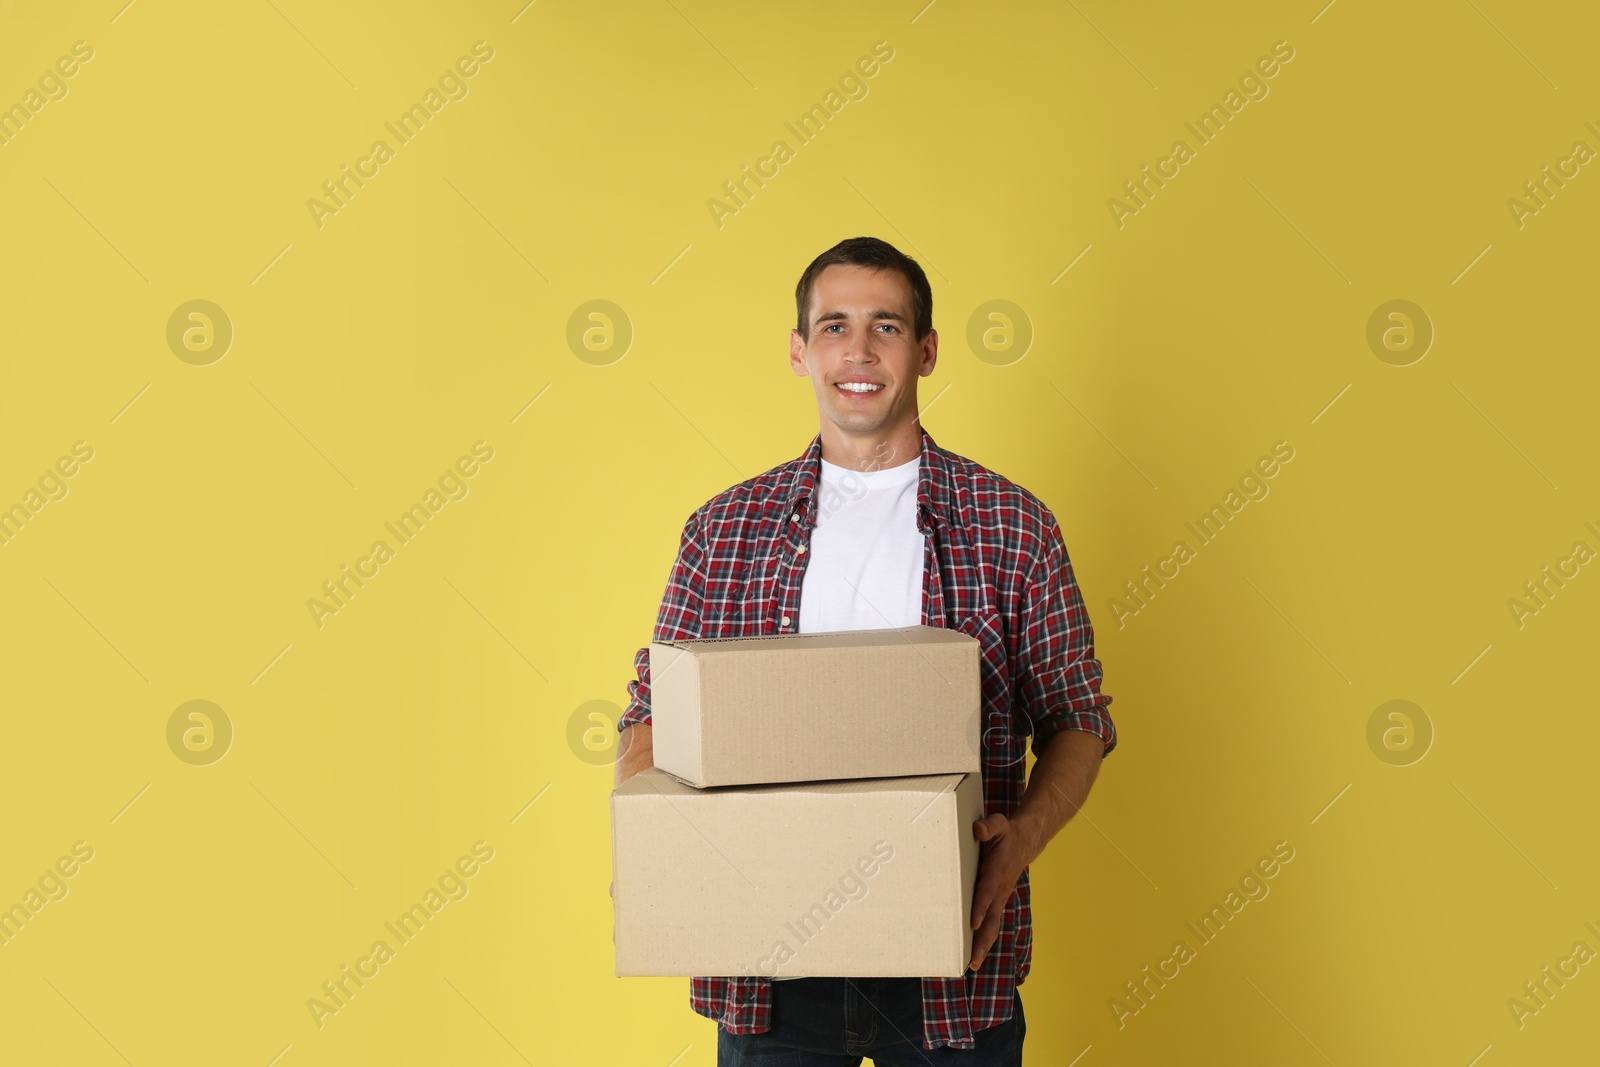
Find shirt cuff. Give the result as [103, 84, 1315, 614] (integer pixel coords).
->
[1032, 704, 1116, 759]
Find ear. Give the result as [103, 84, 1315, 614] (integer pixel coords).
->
[919, 328, 938, 376]
[790, 329, 808, 377]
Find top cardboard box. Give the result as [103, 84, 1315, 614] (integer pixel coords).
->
[648, 625, 980, 787]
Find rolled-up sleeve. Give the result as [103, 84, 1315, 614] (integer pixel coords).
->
[1014, 514, 1117, 759]
[618, 510, 707, 732]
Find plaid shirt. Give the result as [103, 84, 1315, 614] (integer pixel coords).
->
[618, 425, 1116, 1050]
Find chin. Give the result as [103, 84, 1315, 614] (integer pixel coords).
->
[831, 413, 885, 434]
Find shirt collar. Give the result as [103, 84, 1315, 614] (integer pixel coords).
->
[784, 425, 956, 536]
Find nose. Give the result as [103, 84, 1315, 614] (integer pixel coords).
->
[844, 328, 876, 364]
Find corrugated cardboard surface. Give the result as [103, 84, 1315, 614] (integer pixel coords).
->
[649, 625, 981, 788]
[611, 767, 984, 978]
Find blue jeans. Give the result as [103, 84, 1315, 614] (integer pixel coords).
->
[716, 976, 1026, 1065]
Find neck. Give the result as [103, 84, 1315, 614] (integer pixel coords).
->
[817, 416, 923, 472]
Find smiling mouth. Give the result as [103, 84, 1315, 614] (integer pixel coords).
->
[836, 382, 885, 395]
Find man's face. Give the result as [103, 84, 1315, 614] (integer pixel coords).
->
[790, 263, 936, 439]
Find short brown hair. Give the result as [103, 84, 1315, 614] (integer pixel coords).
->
[794, 236, 933, 343]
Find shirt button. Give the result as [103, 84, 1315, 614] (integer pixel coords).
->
[796, 543, 807, 554]
[791, 512, 800, 523]
[780, 615, 791, 628]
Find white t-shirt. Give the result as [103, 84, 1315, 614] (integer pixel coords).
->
[775, 452, 924, 981]
[799, 453, 925, 634]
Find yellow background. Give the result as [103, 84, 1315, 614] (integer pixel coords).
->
[1, 0, 1596, 1064]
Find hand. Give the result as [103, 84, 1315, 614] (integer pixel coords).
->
[968, 812, 1040, 972]
[614, 722, 654, 787]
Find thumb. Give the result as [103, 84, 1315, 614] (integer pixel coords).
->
[973, 813, 1005, 841]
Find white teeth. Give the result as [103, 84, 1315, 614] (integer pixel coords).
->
[837, 382, 883, 393]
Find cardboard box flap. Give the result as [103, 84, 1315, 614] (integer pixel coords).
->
[615, 766, 963, 799]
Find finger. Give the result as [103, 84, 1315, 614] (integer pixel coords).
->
[970, 908, 1003, 971]
[970, 872, 1002, 930]
[971, 888, 1006, 968]
[973, 813, 1007, 841]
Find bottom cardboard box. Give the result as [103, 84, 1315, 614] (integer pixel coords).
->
[612, 767, 983, 978]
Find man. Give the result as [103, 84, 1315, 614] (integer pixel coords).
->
[615, 236, 1117, 1064]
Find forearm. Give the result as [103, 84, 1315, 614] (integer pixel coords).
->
[1009, 728, 1104, 866]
